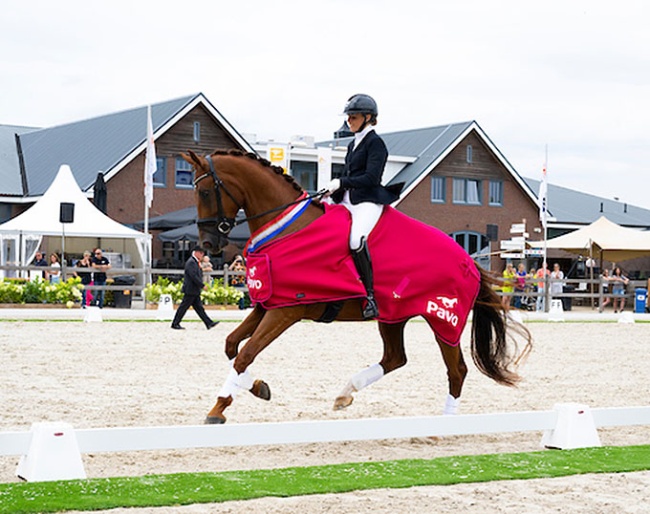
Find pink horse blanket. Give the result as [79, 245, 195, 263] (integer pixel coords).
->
[245, 205, 480, 345]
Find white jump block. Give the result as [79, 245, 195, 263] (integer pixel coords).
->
[16, 422, 86, 482]
[541, 403, 601, 450]
[156, 294, 174, 320]
[83, 306, 102, 323]
[618, 312, 635, 324]
[548, 299, 565, 322]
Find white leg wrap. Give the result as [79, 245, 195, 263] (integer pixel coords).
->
[350, 363, 384, 392]
[443, 393, 461, 415]
[218, 360, 254, 398]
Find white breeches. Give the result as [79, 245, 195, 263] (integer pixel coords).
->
[341, 193, 383, 250]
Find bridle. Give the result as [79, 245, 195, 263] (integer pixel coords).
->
[193, 154, 243, 237]
[193, 154, 325, 238]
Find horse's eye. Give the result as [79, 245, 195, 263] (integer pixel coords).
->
[199, 189, 210, 200]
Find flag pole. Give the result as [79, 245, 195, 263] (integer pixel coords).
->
[540, 145, 549, 312]
[144, 105, 157, 288]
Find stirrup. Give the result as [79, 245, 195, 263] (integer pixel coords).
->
[362, 297, 379, 319]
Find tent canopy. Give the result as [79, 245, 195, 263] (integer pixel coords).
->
[543, 216, 650, 262]
[134, 206, 197, 231]
[0, 164, 150, 272]
[158, 220, 249, 244]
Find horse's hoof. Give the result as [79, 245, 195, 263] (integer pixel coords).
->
[333, 395, 353, 410]
[205, 416, 226, 425]
[250, 379, 271, 401]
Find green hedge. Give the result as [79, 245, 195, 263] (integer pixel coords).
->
[0, 277, 83, 306]
[144, 276, 243, 306]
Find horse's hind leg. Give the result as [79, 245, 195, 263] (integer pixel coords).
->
[435, 334, 468, 415]
[334, 320, 407, 410]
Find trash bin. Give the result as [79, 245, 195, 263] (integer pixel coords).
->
[113, 275, 136, 309]
[634, 288, 647, 313]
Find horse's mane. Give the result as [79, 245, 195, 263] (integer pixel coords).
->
[210, 149, 304, 194]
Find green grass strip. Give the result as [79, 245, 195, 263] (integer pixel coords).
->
[0, 445, 648, 513]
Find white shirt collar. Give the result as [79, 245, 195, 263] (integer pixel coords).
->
[353, 124, 374, 149]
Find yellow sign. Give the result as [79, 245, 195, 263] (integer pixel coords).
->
[269, 147, 285, 162]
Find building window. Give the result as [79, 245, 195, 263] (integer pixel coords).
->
[153, 156, 166, 187]
[331, 163, 345, 179]
[466, 145, 473, 164]
[193, 121, 201, 143]
[430, 176, 446, 203]
[452, 230, 491, 269]
[452, 178, 482, 205]
[175, 157, 194, 188]
[488, 180, 503, 206]
[291, 161, 317, 193]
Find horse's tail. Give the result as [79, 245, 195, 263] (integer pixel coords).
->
[471, 264, 532, 386]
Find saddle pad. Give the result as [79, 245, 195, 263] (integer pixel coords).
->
[246, 204, 480, 345]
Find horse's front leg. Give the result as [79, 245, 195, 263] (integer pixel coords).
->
[205, 307, 303, 424]
[224, 304, 266, 359]
[334, 321, 407, 410]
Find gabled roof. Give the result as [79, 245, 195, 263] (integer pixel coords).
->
[524, 177, 650, 228]
[8, 93, 254, 198]
[318, 121, 539, 207]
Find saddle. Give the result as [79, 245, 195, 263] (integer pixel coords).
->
[245, 204, 480, 346]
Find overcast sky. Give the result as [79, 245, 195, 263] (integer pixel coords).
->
[2, 1, 649, 210]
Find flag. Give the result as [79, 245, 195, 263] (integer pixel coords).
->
[538, 165, 548, 229]
[144, 105, 157, 208]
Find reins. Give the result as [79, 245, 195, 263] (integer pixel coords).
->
[193, 153, 326, 237]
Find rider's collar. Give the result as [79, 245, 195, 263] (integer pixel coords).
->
[353, 125, 374, 149]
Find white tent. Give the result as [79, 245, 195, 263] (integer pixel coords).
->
[0, 164, 150, 278]
[544, 216, 650, 262]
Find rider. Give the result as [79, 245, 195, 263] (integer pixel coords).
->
[324, 94, 399, 319]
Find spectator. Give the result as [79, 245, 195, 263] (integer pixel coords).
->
[75, 251, 94, 308]
[610, 266, 629, 313]
[514, 263, 528, 309]
[535, 263, 550, 312]
[32, 251, 48, 280]
[91, 248, 111, 308]
[550, 263, 564, 298]
[599, 269, 611, 313]
[501, 263, 515, 308]
[48, 253, 61, 284]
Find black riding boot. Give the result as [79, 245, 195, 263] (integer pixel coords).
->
[352, 238, 379, 319]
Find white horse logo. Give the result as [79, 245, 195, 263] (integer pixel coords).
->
[436, 296, 458, 309]
[248, 266, 257, 278]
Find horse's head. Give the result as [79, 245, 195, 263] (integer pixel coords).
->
[182, 150, 244, 253]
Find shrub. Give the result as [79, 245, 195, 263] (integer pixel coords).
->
[0, 277, 83, 304]
[144, 276, 243, 306]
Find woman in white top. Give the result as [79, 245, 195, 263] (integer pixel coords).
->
[49, 253, 61, 284]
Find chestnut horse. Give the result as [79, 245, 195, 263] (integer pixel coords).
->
[184, 149, 531, 424]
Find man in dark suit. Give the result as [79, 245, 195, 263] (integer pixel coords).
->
[171, 246, 219, 330]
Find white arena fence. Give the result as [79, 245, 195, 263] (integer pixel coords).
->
[1, 404, 649, 482]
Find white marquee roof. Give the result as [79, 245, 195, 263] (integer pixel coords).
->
[0, 164, 148, 241]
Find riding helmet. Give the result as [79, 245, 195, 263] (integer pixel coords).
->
[343, 94, 378, 116]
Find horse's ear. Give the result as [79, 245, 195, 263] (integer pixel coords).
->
[182, 150, 203, 168]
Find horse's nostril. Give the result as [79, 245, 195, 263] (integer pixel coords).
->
[202, 241, 213, 249]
